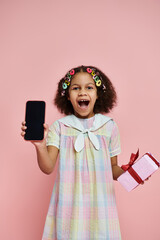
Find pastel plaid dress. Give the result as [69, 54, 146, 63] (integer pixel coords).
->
[42, 114, 121, 240]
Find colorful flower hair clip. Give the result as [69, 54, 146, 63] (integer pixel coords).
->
[86, 68, 102, 87]
[62, 69, 75, 91]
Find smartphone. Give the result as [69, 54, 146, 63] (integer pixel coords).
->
[24, 101, 46, 140]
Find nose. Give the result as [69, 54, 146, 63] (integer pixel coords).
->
[78, 89, 87, 96]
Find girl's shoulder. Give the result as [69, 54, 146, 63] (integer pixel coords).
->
[95, 113, 112, 123]
[94, 113, 116, 128]
[95, 114, 119, 132]
[49, 115, 74, 131]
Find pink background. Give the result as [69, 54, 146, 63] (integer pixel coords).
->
[1, 0, 160, 239]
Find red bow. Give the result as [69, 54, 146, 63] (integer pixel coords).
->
[121, 149, 139, 171]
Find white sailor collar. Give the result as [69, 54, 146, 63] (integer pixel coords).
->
[58, 114, 111, 152]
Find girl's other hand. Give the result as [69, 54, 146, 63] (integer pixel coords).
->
[145, 175, 151, 181]
[141, 175, 151, 185]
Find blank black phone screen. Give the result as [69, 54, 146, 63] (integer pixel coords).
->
[24, 101, 45, 140]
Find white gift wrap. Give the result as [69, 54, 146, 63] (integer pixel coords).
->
[117, 153, 160, 192]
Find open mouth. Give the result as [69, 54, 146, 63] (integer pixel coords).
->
[78, 100, 89, 107]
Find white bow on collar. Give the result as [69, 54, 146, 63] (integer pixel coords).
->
[58, 114, 111, 152]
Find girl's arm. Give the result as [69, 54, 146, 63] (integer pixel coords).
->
[35, 144, 59, 174]
[111, 156, 124, 180]
[21, 122, 59, 174]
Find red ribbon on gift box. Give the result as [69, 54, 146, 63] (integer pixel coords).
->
[121, 149, 144, 184]
[121, 149, 139, 171]
[127, 167, 144, 184]
[145, 153, 160, 167]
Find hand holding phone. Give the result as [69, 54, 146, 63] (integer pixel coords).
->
[24, 101, 46, 140]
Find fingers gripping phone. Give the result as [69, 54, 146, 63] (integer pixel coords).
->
[24, 101, 46, 140]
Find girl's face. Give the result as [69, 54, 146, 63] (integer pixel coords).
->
[68, 72, 98, 119]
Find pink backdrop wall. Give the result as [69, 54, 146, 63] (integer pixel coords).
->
[1, 0, 160, 239]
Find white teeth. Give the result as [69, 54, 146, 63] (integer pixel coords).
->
[78, 100, 89, 104]
[78, 100, 89, 107]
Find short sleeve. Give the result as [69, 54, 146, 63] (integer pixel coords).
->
[108, 120, 121, 157]
[46, 121, 60, 149]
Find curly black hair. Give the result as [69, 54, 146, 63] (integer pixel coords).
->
[54, 65, 117, 115]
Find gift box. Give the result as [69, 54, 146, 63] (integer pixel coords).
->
[117, 151, 160, 192]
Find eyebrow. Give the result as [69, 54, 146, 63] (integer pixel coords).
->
[70, 82, 95, 87]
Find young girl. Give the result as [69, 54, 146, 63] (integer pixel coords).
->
[21, 65, 124, 240]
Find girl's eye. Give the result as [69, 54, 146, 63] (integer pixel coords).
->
[87, 86, 93, 90]
[72, 87, 79, 90]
